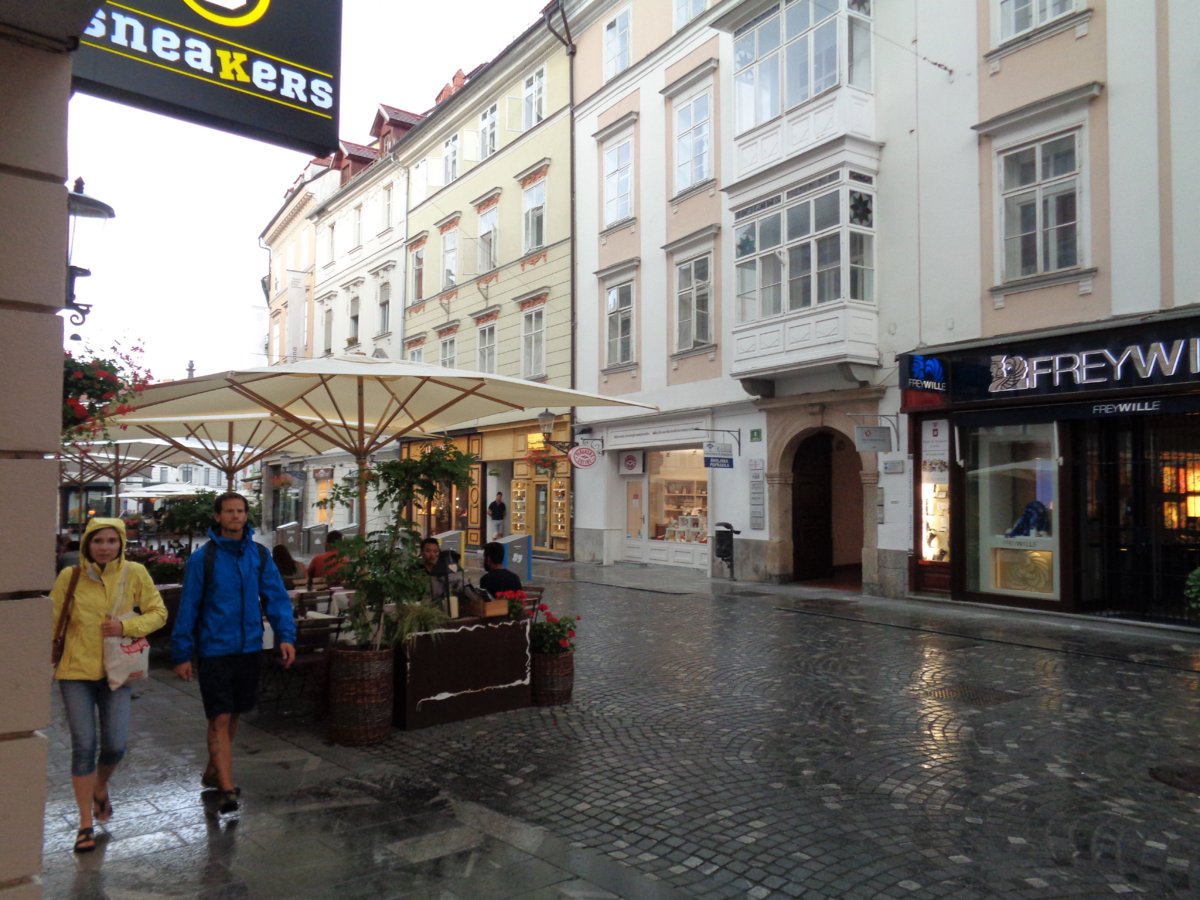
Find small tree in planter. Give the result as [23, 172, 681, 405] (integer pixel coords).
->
[319, 441, 476, 744]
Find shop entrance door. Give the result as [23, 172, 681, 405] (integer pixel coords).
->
[1076, 415, 1200, 621]
[792, 432, 833, 580]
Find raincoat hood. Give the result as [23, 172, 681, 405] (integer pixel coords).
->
[81, 516, 127, 563]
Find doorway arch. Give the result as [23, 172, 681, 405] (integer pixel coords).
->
[790, 428, 863, 584]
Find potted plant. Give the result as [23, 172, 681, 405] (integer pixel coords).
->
[525, 446, 559, 475]
[516, 599, 578, 706]
[320, 441, 475, 744]
[1183, 568, 1200, 619]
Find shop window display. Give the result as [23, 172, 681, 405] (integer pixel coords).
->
[919, 419, 950, 563]
[965, 422, 1060, 599]
[648, 449, 708, 543]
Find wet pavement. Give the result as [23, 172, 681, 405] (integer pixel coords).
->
[42, 562, 1200, 898]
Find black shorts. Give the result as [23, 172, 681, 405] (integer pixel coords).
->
[198, 652, 262, 719]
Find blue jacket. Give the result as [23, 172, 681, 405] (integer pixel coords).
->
[171, 525, 296, 662]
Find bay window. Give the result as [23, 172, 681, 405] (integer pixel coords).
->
[733, 0, 872, 135]
[734, 174, 875, 323]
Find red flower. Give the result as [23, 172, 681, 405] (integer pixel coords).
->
[567, 629, 576, 638]
[545, 613, 557, 623]
[558, 638, 570, 648]
[538, 603, 548, 612]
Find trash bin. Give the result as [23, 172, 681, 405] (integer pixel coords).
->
[305, 524, 329, 556]
[497, 533, 532, 582]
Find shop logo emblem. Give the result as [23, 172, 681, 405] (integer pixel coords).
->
[907, 355, 946, 391]
[989, 354, 1031, 393]
[184, 0, 271, 26]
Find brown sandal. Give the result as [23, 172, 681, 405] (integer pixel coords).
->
[73, 827, 95, 853]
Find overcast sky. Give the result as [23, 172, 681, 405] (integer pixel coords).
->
[66, 0, 548, 382]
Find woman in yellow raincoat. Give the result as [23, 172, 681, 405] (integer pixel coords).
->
[51, 517, 166, 853]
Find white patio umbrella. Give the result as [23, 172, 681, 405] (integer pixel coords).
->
[112, 412, 357, 492]
[112, 355, 653, 525]
[59, 438, 204, 524]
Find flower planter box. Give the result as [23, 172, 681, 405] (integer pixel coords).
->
[462, 596, 508, 618]
[395, 617, 530, 729]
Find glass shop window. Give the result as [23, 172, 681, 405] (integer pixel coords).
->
[919, 418, 950, 563]
[965, 422, 1060, 599]
[647, 449, 708, 543]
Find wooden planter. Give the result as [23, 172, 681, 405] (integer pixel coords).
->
[531, 651, 574, 706]
[396, 618, 531, 729]
[328, 647, 393, 745]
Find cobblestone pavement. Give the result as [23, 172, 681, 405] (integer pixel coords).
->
[42, 565, 1200, 898]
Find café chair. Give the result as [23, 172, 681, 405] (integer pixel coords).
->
[297, 590, 335, 616]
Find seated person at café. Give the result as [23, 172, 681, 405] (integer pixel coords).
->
[479, 541, 522, 596]
[307, 530, 345, 584]
[272, 543, 303, 587]
[417, 536, 461, 601]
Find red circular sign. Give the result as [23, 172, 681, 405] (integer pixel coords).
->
[568, 446, 598, 468]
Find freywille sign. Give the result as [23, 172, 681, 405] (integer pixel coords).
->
[948, 318, 1200, 402]
[73, 0, 341, 155]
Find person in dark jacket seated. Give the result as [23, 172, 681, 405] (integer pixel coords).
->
[478, 541, 522, 596]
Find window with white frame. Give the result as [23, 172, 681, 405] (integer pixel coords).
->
[675, 0, 705, 29]
[1000, 131, 1079, 280]
[1000, 0, 1074, 41]
[523, 181, 546, 253]
[522, 307, 545, 378]
[323, 308, 333, 354]
[443, 135, 458, 183]
[733, 0, 872, 135]
[442, 230, 457, 288]
[605, 282, 634, 366]
[604, 137, 633, 226]
[523, 68, 545, 130]
[480, 104, 497, 158]
[440, 336, 456, 368]
[326, 222, 335, 259]
[603, 7, 631, 81]
[301, 295, 309, 349]
[734, 173, 875, 323]
[478, 207, 498, 271]
[349, 297, 360, 343]
[382, 184, 393, 230]
[477, 324, 496, 373]
[676, 254, 712, 350]
[675, 89, 711, 193]
[353, 204, 363, 247]
[408, 347, 423, 363]
[412, 247, 424, 302]
[378, 281, 390, 334]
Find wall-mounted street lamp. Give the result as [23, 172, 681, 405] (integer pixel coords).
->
[65, 177, 116, 331]
[537, 408, 600, 454]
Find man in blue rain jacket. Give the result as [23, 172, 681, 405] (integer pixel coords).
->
[171, 491, 295, 814]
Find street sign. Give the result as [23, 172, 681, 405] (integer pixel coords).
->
[703, 440, 734, 469]
[568, 445, 598, 468]
[854, 426, 893, 452]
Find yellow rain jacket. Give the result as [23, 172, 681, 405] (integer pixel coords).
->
[51, 518, 167, 682]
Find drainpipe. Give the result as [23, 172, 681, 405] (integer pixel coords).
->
[545, 0, 578, 560]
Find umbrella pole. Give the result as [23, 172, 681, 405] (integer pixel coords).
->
[357, 454, 368, 535]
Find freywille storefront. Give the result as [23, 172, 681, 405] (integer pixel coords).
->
[902, 311, 1200, 624]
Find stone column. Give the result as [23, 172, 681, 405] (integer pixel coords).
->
[0, 37, 73, 897]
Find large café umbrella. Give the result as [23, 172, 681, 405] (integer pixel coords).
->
[113, 355, 653, 526]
